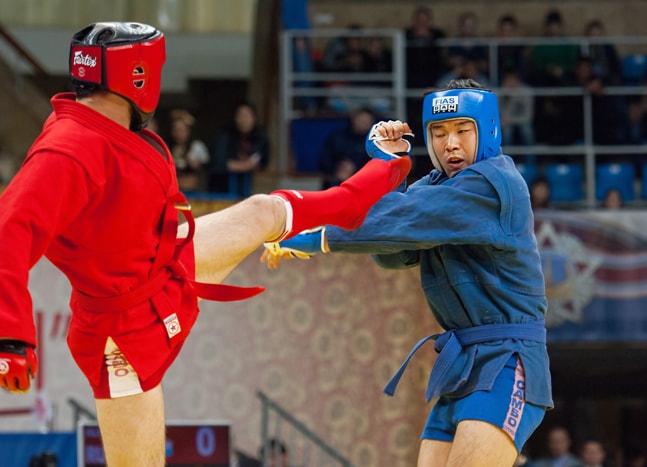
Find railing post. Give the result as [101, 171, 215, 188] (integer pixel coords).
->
[256, 391, 355, 466]
[582, 93, 597, 208]
[260, 392, 270, 467]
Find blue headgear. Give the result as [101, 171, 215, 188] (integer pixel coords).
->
[422, 88, 502, 172]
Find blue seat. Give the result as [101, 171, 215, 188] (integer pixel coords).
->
[290, 118, 350, 173]
[545, 163, 584, 202]
[595, 163, 635, 202]
[516, 162, 538, 187]
[622, 54, 647, 84]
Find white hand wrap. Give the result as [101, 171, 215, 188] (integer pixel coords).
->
[365, 122, 413, 160]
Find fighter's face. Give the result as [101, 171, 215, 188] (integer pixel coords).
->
[429, 118, 477, 178]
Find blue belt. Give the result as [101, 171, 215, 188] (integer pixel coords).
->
[384, 320, 546, 402]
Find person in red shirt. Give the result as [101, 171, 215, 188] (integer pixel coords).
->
[0, 22, 411, 467]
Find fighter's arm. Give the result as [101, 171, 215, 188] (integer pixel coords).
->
[260, 227, 328, 270]
[0, 152, 91, 392]
[0, 152, 91, 343]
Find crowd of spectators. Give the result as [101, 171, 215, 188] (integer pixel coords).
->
[516, 425, 647, 467]
[124, 6, 647, 202]
[282, 6, 647, 207]
[304, 7, 647, 145]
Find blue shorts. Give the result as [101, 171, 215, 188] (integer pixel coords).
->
[422, 355, 546, 452]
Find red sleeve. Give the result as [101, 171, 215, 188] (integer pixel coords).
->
[0, 151, 93, 345]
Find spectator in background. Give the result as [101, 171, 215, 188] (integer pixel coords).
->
[318, 107, 376, 189]
[566, 57, 622, 146]
[319, 24, 368, 73]
[496, 14, 529, 85]
[447, 11, 489, 79]
[530, 176, 552, 210]
[168, 109, 210, 192]
[535, 426, 582, 467]
[364, 35, 392, 73]
[579, 439, 609, 467]
[602, 188, 623, 209]
[500, 68, 535, 151]
[209, 102, 269, 197]
[259, 439, 289, 467]
[625, 446, 647, 467]
[318, 24, 391, 113]
[230, 430, 261, 467]
[529, 9, 580, 87]
[584, 19, 621, 86]
[530, 9, 582, 145]
[618, 96, 647, 145]
[436, 57, 489, 88]
[405, 5, 447, 89]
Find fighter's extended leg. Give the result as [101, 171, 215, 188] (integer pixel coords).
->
[271, 156, 410, 240]
[188, 156, 410, 284]
[187, 120, 412, 283]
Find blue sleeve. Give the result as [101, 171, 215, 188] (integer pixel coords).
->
[326, 157, 531, 254]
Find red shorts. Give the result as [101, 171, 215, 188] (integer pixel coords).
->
[67, 254, 200, 399]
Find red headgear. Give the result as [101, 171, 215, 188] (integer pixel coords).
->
[69, 22, 165, 130]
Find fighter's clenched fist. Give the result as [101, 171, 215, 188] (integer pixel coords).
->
[0, 340, 38, 393]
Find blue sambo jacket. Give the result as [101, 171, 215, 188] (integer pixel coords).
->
[326, 154, 554, 409]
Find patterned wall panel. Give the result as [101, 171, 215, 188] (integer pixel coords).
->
[0, 247, 440, 466]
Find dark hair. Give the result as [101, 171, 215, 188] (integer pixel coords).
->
[585, 19, 604, 32]
[498, 14, 518, 27]
[351, 106, 376, 118]
[445, 78, 489, 91]
[235, 101, 258, 117]
[259, 438, 287, 457]
[545, 9, 563, 26]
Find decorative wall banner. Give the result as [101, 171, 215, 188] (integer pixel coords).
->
[536, 209, 647, 341]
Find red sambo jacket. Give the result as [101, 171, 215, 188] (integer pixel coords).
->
[0, 93, 254, 387]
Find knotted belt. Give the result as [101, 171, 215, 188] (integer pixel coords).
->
[72, 191, 264, 312]
[383, 320, 546, 402]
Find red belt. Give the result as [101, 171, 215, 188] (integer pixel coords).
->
[71, 192, 265, 312]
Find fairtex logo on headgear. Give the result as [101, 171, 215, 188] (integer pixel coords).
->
[432, 96, 458, 114]
[73, 51, 97, 68]
[71, 46, 102, 83]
